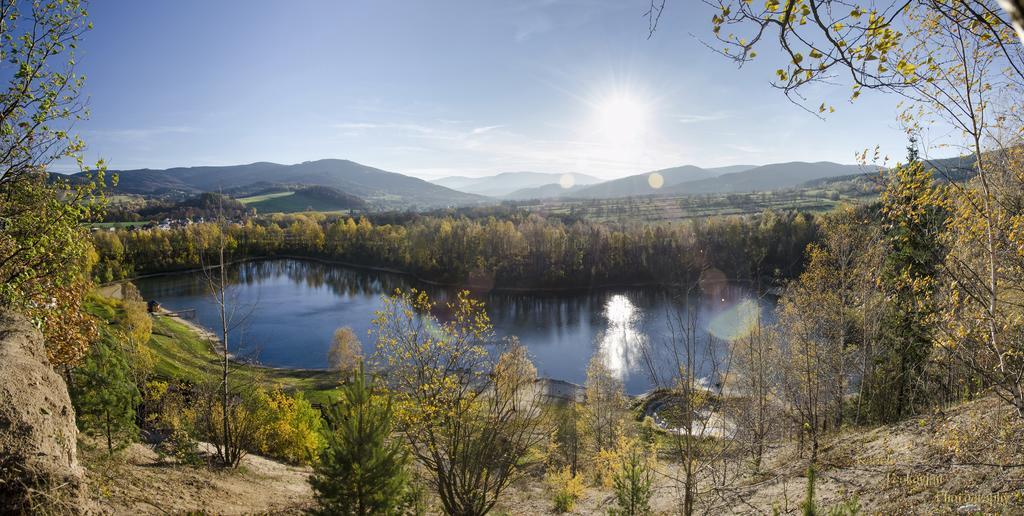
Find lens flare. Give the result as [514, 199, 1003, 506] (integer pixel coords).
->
[559, 174, 575, 189]
[707, 298, 761, 341]
[648, 172, 664, 189]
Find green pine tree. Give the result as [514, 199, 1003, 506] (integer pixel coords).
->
[802, 465, 817, 516]
[309, 363, 409, 515]
[866, 138, 946, 423]
[610, 440, 653, 516]
[71, 338, 142, 455]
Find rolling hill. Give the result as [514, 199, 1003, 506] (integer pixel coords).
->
[564, 164, 755, 199]
[433, 171, 601, 197]
[73, 159, 484, 209]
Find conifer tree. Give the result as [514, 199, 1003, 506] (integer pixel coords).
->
[309, 363, 409, 515]
[71, 339, 142, 455]
[610, 439, 654, 516]
[867, 140, 946, 422]
[801, 465, 818, 516]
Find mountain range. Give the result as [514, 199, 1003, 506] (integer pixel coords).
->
[73, 159, 484, 209]
[72, 157, 915, 211]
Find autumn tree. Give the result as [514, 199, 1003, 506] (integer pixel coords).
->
[582, 354, 627, 456]
[328, 326, 362, 380]
[640, 296, 734, 516]
[552, 401, 584, 476]
[935, 140, 1024, 418]
[372, 289, 546, 515]
[729, 316, 781, 472]
[675, 0, 1024, 420]
[0, 0, 107, 367]
[197, 208, 253, 468]
[777, 208, 879, 460]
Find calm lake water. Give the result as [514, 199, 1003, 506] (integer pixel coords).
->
[135, 259, 772, 394]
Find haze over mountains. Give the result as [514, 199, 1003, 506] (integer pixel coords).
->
[78, 157, 896, 211]
[437, 162, 876, 200]
[433, 172, 601, 197]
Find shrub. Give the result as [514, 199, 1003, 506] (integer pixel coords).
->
[254, 389, 325, 465]
[546, 466, 585, 513]
[593, 446, 621, 488]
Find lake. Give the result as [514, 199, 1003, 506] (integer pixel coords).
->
[135, 259, 772, 394]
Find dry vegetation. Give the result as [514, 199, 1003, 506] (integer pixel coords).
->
[77, 394, 1022, 514]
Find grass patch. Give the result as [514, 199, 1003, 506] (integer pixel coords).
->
[237, 191, 294, 204]
[239, 190, 357, 215]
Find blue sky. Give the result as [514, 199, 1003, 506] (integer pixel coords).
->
[69, 0, 913, 179]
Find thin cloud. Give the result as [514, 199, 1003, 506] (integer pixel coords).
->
[676, 112, 733, 124]
[471, 125, 504, 135]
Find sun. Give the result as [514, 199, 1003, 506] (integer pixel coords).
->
[594, 93, 649, 143]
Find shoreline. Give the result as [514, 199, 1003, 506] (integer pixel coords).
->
[157, 308, 589, 396]
[155, 309, 333, 373]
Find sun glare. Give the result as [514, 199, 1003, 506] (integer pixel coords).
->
[594, 93, 649, 143]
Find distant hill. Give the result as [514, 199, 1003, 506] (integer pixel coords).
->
[433, 171, 601, 197]
[662, 162, 875, 195]
[503, 183, 587, 200]
[239, 185, 367, 214]
[569, 164, 755, 199]
[73, 159, 484, 209]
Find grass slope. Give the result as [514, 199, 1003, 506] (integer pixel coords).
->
[87, 294, 340, 405]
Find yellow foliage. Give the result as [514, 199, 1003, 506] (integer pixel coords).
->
[545, 465, 585, 513]
[253, 388, 326, 465]
[593, 446, 622, 488]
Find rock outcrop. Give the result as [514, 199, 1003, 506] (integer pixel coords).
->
[0, 309, 85, 512]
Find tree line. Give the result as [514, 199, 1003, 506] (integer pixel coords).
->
[91, 208, 820, 291]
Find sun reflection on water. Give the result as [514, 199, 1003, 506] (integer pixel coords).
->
[598, 294, 646, 379]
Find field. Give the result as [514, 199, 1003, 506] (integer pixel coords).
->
[238, 190, 356, 215]
[513, 188, 877, 223]
[87, 294, 341, 405]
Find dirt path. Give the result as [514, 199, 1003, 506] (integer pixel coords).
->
[83, 442, 314, 514]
